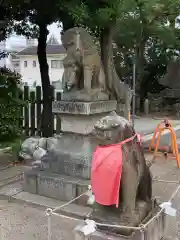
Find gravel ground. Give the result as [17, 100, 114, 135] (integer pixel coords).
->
[0, 198, 177, 240]
[0, 200, 81, 240]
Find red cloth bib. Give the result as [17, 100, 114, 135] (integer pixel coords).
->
[91, 133, 140, 208]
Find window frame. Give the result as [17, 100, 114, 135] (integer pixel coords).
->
[51, 60, 63, 69]
[33, 60, 36, 67]
[24, 61, 27, 67]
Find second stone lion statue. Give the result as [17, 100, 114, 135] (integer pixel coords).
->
[61, 27, 106, 93]
[61, 27, 132, 117]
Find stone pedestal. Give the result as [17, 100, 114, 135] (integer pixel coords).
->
[23, 100, 117, 202]
[53, 100, 117, 134]
[74, 207, 165, 240]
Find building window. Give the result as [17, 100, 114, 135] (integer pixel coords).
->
[24, 61, 27, 67]
[14, 63, 19, 67]
[33, 60, 36, 67]
[51, 60, 63, 69]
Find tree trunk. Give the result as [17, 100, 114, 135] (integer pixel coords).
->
[37, 23, 53, 137]
[139, 79, 147, 111]
[136, 39, 146, 112]
[100, 26, 132, 118]
[61, 12, 75, 32]
[100, 26, 114, 95]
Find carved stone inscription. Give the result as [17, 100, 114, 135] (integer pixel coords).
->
[52, 101, 86, 114]
[52, 101, 117, 115]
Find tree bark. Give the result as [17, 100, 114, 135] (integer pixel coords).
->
[136, 38, 146, 111]
[100, 26, 132, 118]
[61, 12, 75, 32]
[100, 26, 114, 95]
[37, 23, 53, 137]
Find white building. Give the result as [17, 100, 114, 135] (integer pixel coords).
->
[26, 38, 37, 46]
[17, 35, 66, 87]
[8, 38, 36, 73]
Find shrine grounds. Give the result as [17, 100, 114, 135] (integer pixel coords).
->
[0, 117, 180, 239]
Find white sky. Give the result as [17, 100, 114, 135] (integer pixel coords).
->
[6, 22, 62, 49]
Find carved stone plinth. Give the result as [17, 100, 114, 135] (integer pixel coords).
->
[52, 100, 117, 134]
[61, 89, 109, 102]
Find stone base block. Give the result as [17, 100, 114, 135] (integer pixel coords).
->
[52, 100, 117, 134]
[23, 169, 90, 203]
[41, 134, 96, 179]
[61, 89, 109, 102]
[23, 169, 37, 194]
[60, 114, 108, 134]
[74, 208, 165, 240]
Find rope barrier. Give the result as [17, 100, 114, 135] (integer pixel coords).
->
[46, 181, 180, 239]
[0, 159, 22, 172]
[0, 166, 179, 238]
[169, 184, 180, 203]
[0, 164, 14, 171]
[52, 186, 91, 212]
[140, 181, 180, 230]
[0, 173, 23, 184]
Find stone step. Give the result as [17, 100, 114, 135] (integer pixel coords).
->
[23, 169, 90, 205]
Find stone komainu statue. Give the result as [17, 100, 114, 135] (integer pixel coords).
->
[91, 112, 152, 228]
[61, 27, 106, 92]
[61, 26, 132, 117]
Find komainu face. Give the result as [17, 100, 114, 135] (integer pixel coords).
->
[92, 111, 134, 145]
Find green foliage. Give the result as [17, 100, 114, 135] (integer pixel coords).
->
[113, 0, 180, 96]
[66, 0, 133, 36]
[0, 68, 25, 142]
[4, 0, 180, 104]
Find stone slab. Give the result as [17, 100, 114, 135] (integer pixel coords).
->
[61, 90, 109, 101]
[60, 113, 109, 134]
[52, 101, 117, 115]
[37, 172, 79, 201]
[41, 134, 96, 179]
[23, 169, 37, 194]
[23, 169, 90, 203]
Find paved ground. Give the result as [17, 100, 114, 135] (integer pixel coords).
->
[147, 154, 179, 240]
[134, 117, 180, 135]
